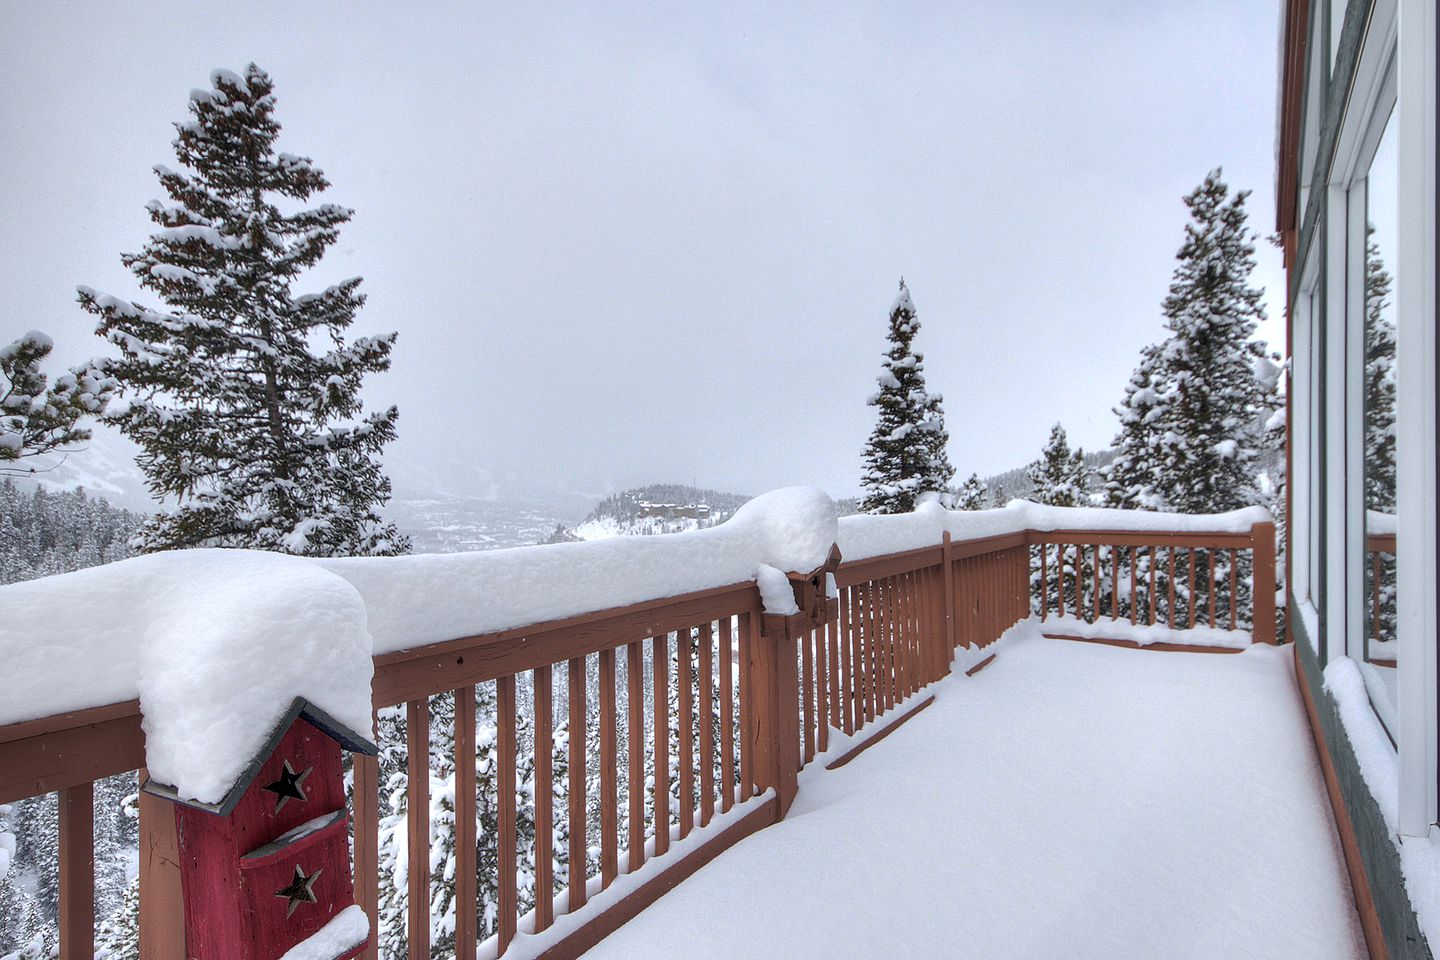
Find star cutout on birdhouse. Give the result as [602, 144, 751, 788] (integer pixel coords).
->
[261, 760, 312, 813]
[275, 864, 323, 918]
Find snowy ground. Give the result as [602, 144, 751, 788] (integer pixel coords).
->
[588, 626, 1366, 960]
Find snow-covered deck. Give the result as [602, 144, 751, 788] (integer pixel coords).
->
[589, 626, 1366, 959]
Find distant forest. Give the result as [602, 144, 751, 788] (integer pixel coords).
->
[0, 481, 145, 585]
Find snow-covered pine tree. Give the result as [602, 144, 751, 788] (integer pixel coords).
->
[79, 65, 407, 556]
[0, 331, 114, 474]
[1102, 343, 1168, 509]
[1025, 424, 1088, 508]
[1362, 231, 1397, 648]
[988, 481, 1009, 509]
[1108, 170, 1270, 515]
[1364, 233, 1397, 512]
[954, 474, 989, 511]
[1026, 424, 1091, 617]
[860, 280, 954, 514]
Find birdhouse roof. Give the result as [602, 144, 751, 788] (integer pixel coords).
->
[142, 696, 376, 816]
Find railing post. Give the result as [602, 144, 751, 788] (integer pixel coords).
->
[1251, 520, 1277, 644]
[752, 609, 803, 817]
[750, 549, 840, 819]
[137, 768, 186, 960]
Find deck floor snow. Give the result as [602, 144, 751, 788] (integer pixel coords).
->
[589, 632, 1367, 960]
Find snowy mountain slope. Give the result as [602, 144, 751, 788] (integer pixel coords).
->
[560, 484, 752, 542]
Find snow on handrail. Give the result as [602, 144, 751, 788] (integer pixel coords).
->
[837, 499, 1272, 563]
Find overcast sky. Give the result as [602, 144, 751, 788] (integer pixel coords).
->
[0, 0, 1286, 501]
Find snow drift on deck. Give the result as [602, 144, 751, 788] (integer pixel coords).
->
[588, 624, 1365, 960]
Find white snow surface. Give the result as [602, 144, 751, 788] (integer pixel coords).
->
[1036, 613, 1252, 649]
[589, 624, 1365, 960]
[754, 563, 800, 616]
[322, 486, 837, 652]
[277, 904, 369, 960]
[1324, 657, 1440, 948]
[837, 499, 1271, 563]
[0, 549, 374, 806]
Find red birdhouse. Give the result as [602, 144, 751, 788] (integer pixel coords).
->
[142, 697, 377, 960]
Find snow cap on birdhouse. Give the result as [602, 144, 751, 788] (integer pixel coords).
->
[142, 695, 376, 816]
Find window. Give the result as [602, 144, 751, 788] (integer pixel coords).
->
[1358, 110, 1399, 738]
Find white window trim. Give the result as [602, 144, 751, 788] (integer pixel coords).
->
[1396, 0, 1437, 839]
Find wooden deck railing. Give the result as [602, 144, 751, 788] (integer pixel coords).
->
[0, 515, 1276, 958]
[1031, 522, 1278, 644]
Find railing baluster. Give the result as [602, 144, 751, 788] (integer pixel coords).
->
[599, 647, 619, 887]
[739, 613, 753, 800]
[59, 782, 94, 960]
[846, 585, 863, 728]
[864, 579, 880, 721]
[1187, 549, 1197, 629]
[652, 635, 671, 854]
[406, 697, 430, 960]
[887, 578, 898, 705]
[1039, 543, 1048, 621]
[677, 631, 695, 838]
[1207, 550, 1217, 629]
[454, 685, 478, 955]
[1229, 549, 1239, 630]
[533, 666, 554, 930]
[718, 617, 735, 813]
[496, 676, 517, 953]
[906, 572, 919, 691]
[1167, 548, 1177, 628]
[881, 577, 896, 711]
[1057, 545, 1067, 619]
[800, 617, 815, 763]
[1111, 546, 1120, 620]
[568, 656, 588, 912]
[1092, 545, 1101, 622]
[1129, 548, 1138, 625]
[824, 609, 838, 748]
[626, 641, 646, 871]
[1149, 546, 1158, 625]
[698, 622, 715, 826]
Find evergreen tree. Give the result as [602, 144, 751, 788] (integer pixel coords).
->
[988, 481, 1009, 509]
[1104, 170, 1269, 514]
[95, 877, 141, 959]
[79, 65, 406, 556]
[860, 280, 954, 514]
[1363, 231, 1397, 650]
[954, 473, 989, 511]
[0, 331, 114, 475]
[1102, 343, 1167, 509]
[1025, 424, 1088, 508]
[1363, 232, 1396, 511]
